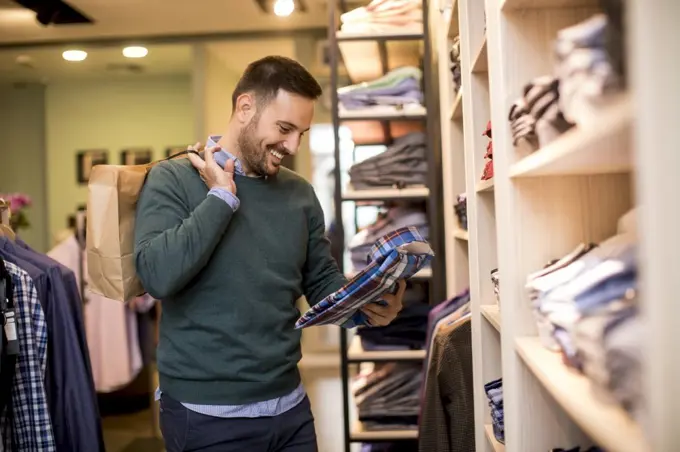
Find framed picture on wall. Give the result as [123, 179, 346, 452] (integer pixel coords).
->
[76, 149, 109, 184]
[166, 146, 189, 159]
[120, 148, 153, 166]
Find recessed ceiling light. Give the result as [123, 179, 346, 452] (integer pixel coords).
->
[62, 49, 87, 62]
[123, 46, 148, 58]
[274, 0, 295, 17]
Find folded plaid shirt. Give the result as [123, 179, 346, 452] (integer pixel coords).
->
[295, 227, 434, 329]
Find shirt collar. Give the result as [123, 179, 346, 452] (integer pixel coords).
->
[208, 134, 246, 177]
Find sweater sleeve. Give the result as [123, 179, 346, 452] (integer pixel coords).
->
[134, 163, 234, 299]
[302, 189, 347, 307]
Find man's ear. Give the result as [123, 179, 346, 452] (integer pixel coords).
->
[234, 93, 256, 123]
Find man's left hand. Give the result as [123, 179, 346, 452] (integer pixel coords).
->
[361, 280, 406, 327]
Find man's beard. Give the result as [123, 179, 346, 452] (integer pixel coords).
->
[237, 116, 277, 177]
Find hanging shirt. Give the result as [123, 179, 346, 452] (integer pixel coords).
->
[0, 260, 54, 452]
[296, 226, 434, 329]
[2, 238, 104, 452]
[48, 235, 143, 393]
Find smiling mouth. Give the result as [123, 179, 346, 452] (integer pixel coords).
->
[269, 148, 284, 160]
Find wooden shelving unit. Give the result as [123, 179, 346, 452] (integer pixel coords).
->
[433, 0, 678, 451]
[330, 1, 446, 450]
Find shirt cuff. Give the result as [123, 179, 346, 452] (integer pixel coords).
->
[208, 187, 240, 211]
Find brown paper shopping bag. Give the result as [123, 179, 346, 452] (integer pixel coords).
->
[86, 151, 192, 301]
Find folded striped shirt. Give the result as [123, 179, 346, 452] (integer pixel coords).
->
[296, 227, 434, 329]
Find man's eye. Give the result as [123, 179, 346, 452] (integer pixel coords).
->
[279, 127, 291, 134]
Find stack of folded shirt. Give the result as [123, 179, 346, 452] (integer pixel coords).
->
[525, 209, 644, 421]
[490, 268, 500, 306]
[508, 76, 574, 151]
[484, 378, 504, 444]
[454, 193, 467, 230]
[358, 298, 431, 351]
[449, 36, 462, 94]
[348, 204, 429, 272]
[348, 132, 428, 190]
[338, 66, 424, 114]
[555, 14, 622, 126]
[481, 121, 493, 180]
[340, 0, 422, 35]
[353, 363, 423, 431]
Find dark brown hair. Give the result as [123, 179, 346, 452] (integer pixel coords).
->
[231, 56, 323, 110]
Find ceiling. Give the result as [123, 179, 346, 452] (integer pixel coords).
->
[0, 0, 329, 45]
[0, 43, 193, 82]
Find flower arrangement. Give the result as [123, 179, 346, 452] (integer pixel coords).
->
[0, 193, 32, 232]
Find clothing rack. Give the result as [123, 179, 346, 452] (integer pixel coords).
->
[328, 0, 445, 449]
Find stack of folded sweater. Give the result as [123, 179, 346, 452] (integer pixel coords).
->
[353, 363, 423, 431]
[349, 132, 428, 190]
[481, 121, 493, 181]
[338, 66, 424, 114]
[508, 76, 573, 150]
[348, 204, 429, 272]
[449, 36, 462, 94]
[484, 378, 504, 444]
[358, 295, 431, 351]
[340, 0, 422, 35]
[555, 14, 622, 127]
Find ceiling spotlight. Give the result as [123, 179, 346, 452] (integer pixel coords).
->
[62, 49, 87, 62]
[273, 0, 294, 17]
[123, 46, 148, 58]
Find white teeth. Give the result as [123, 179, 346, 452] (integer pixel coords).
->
[270, 149, 283, 159]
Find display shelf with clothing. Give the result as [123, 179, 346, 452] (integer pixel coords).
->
[0, 200, 105, 452]
[431, 0, 676, 449]
[328, 0, 446, 449]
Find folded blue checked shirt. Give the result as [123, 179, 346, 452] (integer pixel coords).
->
[295, 226, 434, 329]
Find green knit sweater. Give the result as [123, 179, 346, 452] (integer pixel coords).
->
[134, 158, 345, 404]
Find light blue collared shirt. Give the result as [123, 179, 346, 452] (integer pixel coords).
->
[156, 138, 307, 418]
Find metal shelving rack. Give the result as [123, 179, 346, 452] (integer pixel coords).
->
[327, 1, 445, 450]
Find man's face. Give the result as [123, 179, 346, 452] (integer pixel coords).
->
[237, 89, 314, 177]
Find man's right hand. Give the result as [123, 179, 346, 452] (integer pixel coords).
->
[187, 142, 237, 195]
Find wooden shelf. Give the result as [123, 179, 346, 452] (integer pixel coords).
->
[510, 95, 633, 177]
[337, 34, 423, 83]
[453, 228, 469, 241]
[450, 90, 463, 120]
[350, 421, 418, 441]
[336, 30, 424, 42]
[447, 0, 459, 38]
[339, 106, 427, 121]
[348, 336, 426, 363]
[484, 424, 505, 452]
[515, 337, 649, 452]
[472, 37, 488, 74]
[480, 304, 501, 332]
[342, 185, 430, 201]
[476, 179, 495, 193]
[501, 0, 599, 10]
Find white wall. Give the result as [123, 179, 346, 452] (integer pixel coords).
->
[0, 83, 49, 251]
[45, 75, 193, 245]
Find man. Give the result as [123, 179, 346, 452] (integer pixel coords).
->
[134, 56, 406, 452]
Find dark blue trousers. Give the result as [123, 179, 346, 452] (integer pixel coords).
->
[159, 393, 318, 452]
